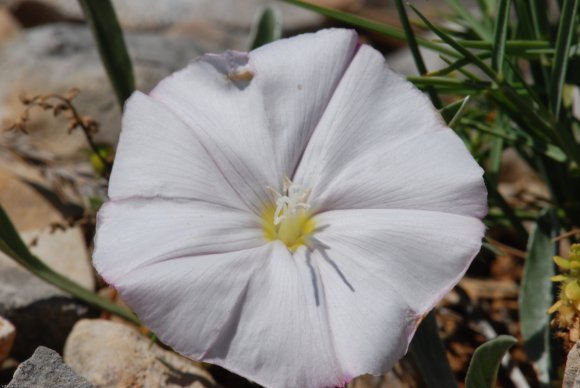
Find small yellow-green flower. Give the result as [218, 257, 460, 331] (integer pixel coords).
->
[548, 244, 580, 327]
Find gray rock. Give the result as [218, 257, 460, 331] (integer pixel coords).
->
[0, 165, 95, 360]
[0, 23, 203, 157]
[0, 166, 63, 232]
[0, 265, 92, 360]
[65, 319, 216, 387]
[7, 346, 93, 388]
[19, 227, 95, 291]
[564, 342, 580, 388]
[2, 0, 323, 32]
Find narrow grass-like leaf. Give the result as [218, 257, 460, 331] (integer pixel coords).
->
[463, 119, 567, 162]
[529, 0, 550, 40]
[0, 205, 140, 325]
[485, 176, 529, 243]
[512, 0, 533, 38]
[79, 0, 135, 108]
[393, 0, 441, 108]
[408, 76, 490, 90]
[490, 86, 554, 140]
[549, 0, 579, 116]
[410, 5, 497, 79]
[433, 39, 551, 53]
[281, 0, 459, 57]
[491, 0, 511, 76]
[528, 0, 552, 85]
[519, 209, 559, 385]
[505, 58, 550, 113]
[439, 56, 483, 81]
[439, 96, 470, 124]
[487, 127, 505, 188]
[465, 335, 517, 388]
[476, 0, 496, 16]
[445, 0, 493, 40]
[249, 5, 283, 50]
[409, 311, 458, 388]
[487, 208, 539, 222]
[447, 96, 471, 129]
[428, 52, 491, 77]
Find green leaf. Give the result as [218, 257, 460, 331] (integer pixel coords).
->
[512, 0, 533, 39]
[428, 52, 492, 77]
[487, 131, 505, 189]
[476, 0, 497, 16]
[491, 0, 511, 76]
[79, 0, 135, 108]
[485, 176, 529, 243]
[439, 96, 470, 125]
[393, 0, 441, 108]
[529, 0, 550, 40]
[249, 5, 283, 50]
[409, 5, 497, 79]
[519, 209, 559, 384]
[488, 86, 554, 142]
[465, 335, 517, 388]
[408, 76, 490, 91]
[447, 97, 471, 129]
[549, 0, 579, 116]
[463, 118, 567, 162]
[280, 0, 459, 57]
[0, 205, 140, 325]
[439, 56, 483, 81]
[438, 39, 550, 51]
[445, 0, 493, 40]
[409, 311, 458, 388]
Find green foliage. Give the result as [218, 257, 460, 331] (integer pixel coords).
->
[78, 0, 135, 108]
[393, 0, 441, 107]
[465, 335, 517, 388]
[0, 0, 576, 385]
[408, 312, 458, 388]
[519, 209, 560, 384]
[0, 205, 140, 325]
[284, 0, 580, 385]
[549, 0, 579, 116]
[249, 5, 283, 50]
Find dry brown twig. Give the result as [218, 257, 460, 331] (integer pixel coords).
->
[553, 229, 580, 242]
[3, 88, 112, 178]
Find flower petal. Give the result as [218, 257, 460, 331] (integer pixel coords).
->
[93, 198, 263, 284]
[307, 208, 484, 377]
[109, 91, 246, 209]
[114, 244, 273, 365]
[203, 242, 344, 388]
[115, 242, 344, 388]
[250, 28, 358, 177]
[294, 44, 485, 218]
[312, 129, 486, 217]
[149, 29, 358, 209]
[306, 245, 416, 379]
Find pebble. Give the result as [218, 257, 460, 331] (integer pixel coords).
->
[0, 209, 95, 360]
[0, 23, 203, 158]
[7, 346, 93, 387]
[65, 319, 216, 387]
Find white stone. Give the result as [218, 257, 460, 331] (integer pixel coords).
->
[65, 319, 215, 388]
[0, 316, 16, 363]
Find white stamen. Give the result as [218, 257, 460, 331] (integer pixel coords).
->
[269, 177, 311, 226]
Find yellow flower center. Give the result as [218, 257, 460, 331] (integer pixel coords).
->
[262, 177, 315, 252]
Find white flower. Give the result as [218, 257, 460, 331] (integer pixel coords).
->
[93, 29, 486, 388]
